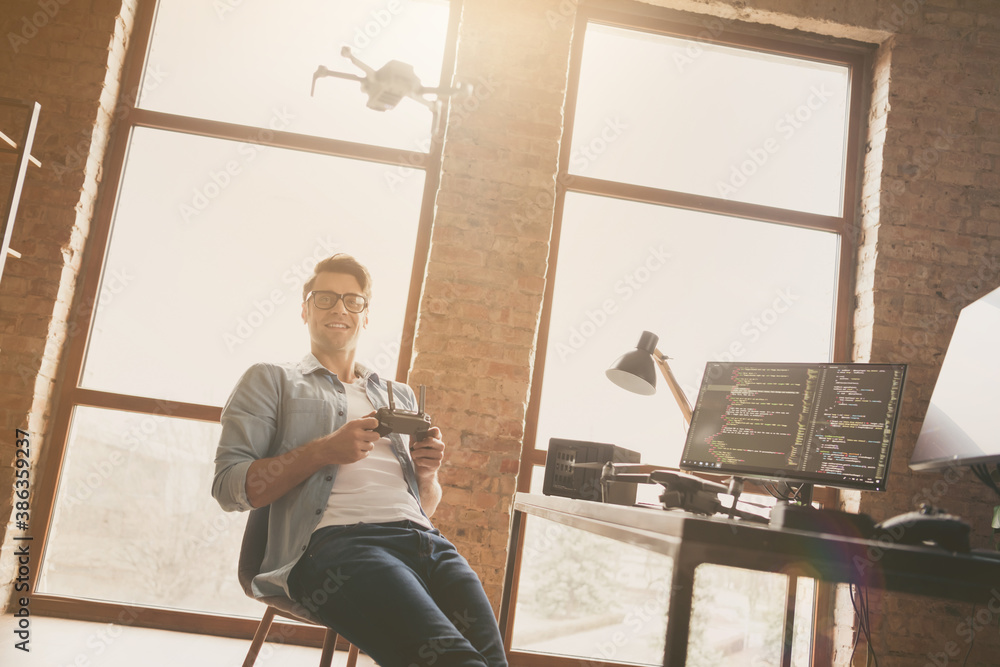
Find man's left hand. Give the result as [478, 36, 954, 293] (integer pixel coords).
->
[410, 427, 444, 477]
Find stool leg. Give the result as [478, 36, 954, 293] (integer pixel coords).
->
[319, 629, 338, 667]
[346, 642, 360, 667]
[243, 606, 277, 667]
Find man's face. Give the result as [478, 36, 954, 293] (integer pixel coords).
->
[301, 272, 369, 358]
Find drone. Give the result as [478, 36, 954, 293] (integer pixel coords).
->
[578, 462, 768, 523]
[312, 46, 471, 115]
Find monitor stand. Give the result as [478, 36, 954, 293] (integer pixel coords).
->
[768, 485, 876, 538]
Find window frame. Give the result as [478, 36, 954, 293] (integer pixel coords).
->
[29, 0, 462, 643]
[511, 4, 872, 666]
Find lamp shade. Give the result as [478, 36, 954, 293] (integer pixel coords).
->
[606, 331, 659, 395]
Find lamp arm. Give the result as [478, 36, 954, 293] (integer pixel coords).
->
[652, 348, 693, 425]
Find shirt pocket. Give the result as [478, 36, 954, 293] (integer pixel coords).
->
[277, 398, 332, 454]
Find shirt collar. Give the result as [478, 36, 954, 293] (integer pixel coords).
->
[297, 353, 380, 383]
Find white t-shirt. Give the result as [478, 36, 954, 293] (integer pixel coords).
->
[314, 377, 431, 530]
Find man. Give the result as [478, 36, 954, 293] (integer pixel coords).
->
[213, 253, 507, 667]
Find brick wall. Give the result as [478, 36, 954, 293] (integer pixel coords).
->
[1, 0, 999, 665]
[850, 4, 1000, 665]
[411, 0, 574, 606]
[0, 0, 136, 610]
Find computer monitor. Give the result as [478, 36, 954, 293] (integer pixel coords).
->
[679, 362, 907, 492]
[910, 285, 1000, 471]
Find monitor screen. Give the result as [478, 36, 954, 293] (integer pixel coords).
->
[679, 362, 907, 491]
[910, 285, 1000, 471]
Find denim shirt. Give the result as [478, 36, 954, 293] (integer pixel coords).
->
[212, 353, 425, 599]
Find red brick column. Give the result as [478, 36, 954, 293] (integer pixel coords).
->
[410, 0, 574, 606]
[0, 0, 137, 610]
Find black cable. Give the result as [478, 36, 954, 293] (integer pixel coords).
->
[866, 587, 879, 667]
[766, 481, 795, 502]
[971, 464, 1000, 499]
[960, 602, 976, 667]
[849, 584, 862, 663]
[862, 586, 875, 667]
[849, 583, 879, 667]
[847, 583, 861, 665]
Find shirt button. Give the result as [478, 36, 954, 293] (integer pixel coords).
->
[338, 410, 344, 416]
[301, 545, 307, 552]
[316, 509, 322, 515]
[325, 476, 333, 481]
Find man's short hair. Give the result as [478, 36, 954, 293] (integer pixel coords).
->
[302, 253, 373, 302]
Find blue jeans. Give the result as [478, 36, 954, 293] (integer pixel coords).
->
[288, 521, 508, 667]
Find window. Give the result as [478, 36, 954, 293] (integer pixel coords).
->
[35, 0, 456, 627]
[512, 7, 868, 666]
[524, 7, 867, 494]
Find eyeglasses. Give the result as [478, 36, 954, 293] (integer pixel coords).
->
[306, 290, 368, 313]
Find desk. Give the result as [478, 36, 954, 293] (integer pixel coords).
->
[500, 493, 1000, 666]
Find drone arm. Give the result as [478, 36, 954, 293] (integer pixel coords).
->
[340, 45, 376, 77]
[419, 82, 472, 97]
[311, 65, 364, 96]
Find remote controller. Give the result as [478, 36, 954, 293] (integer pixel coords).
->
[375, 382, 432, 441]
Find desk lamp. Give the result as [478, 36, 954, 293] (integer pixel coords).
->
[605, 332, 762, 520]
[605, 330, 693, 425]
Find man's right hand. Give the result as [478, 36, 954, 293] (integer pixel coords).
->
[315, 416, 381, 465]
[245, 416, 381, 508]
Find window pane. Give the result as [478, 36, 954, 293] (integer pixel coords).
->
[512, 515, 671, 664]
[140, 0, 451, 152]
[81, 127, 425, 406]
[37, 406, 257, 616]
[791, 577, 816, 666]
[571, 24, 850, 216]
[688, 564, 788, 666]
[535, 193, 838, 466]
